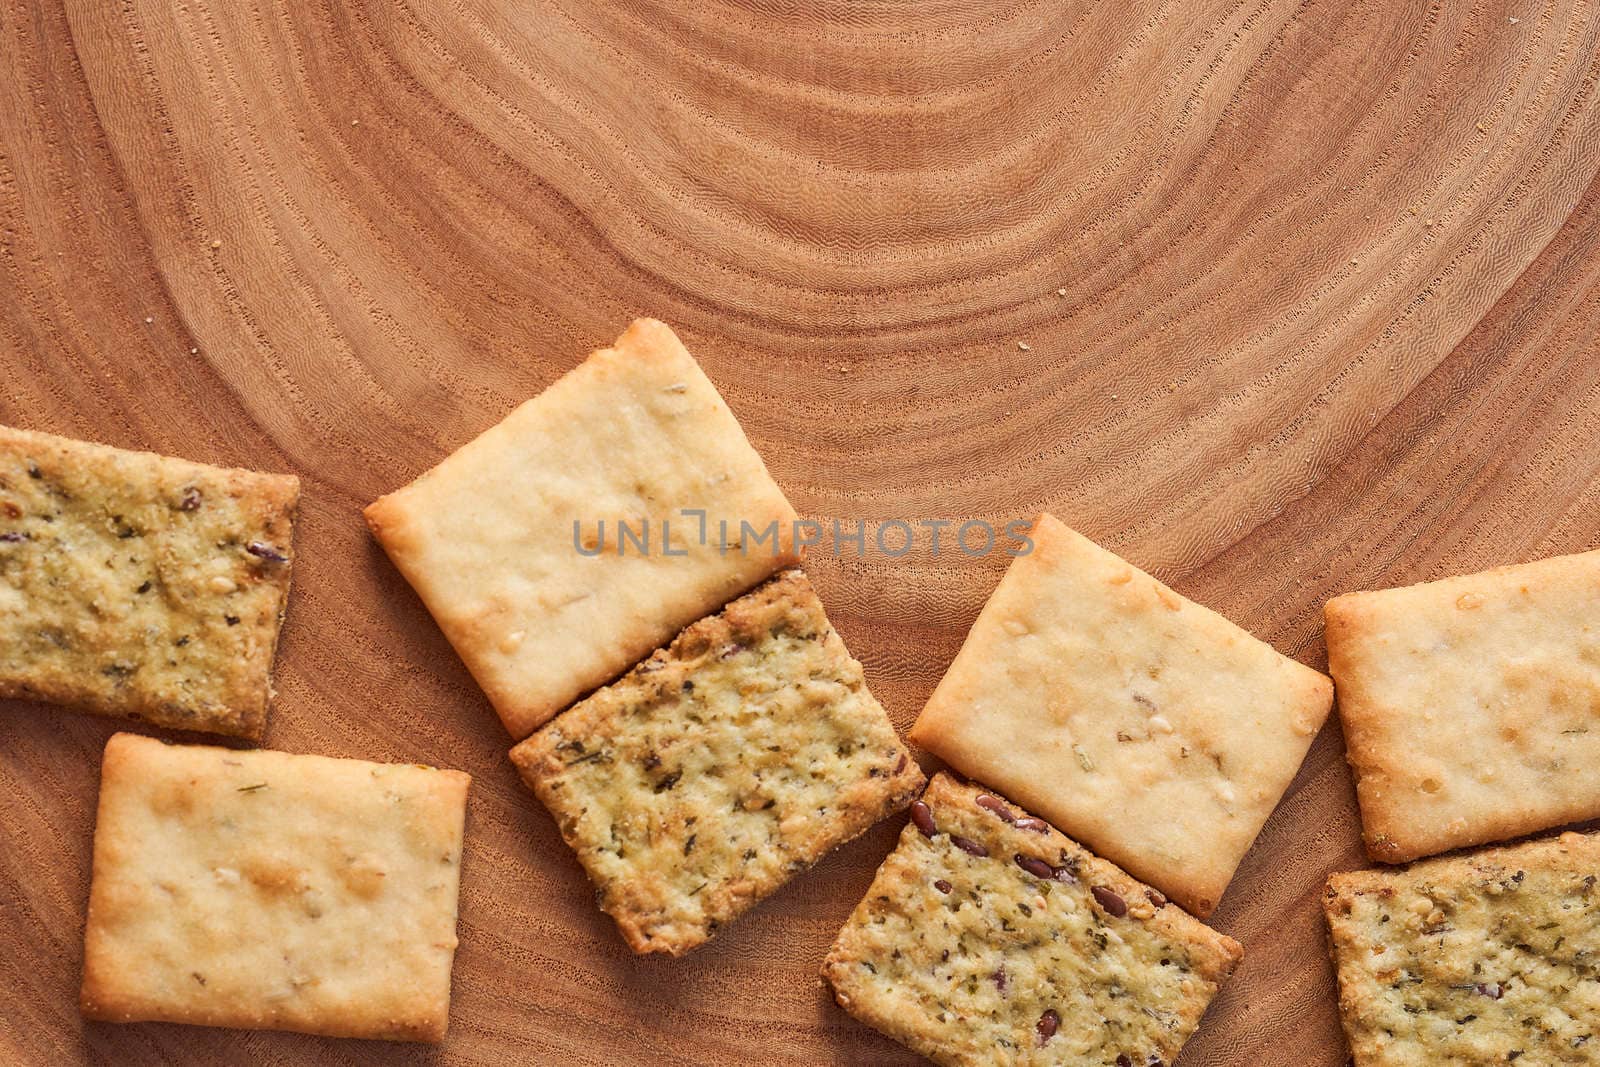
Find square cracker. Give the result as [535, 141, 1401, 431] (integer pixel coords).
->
[81, 732, 470, 1042]
[365, 319, 799, 739]
[823, 773, 1241, 1067]
[1326, 549, 1600, 864]
[1325, 831, 1600, 1066]
[908, 513, 1332, 916]
[510, 568, 924, 956]
[0, 425, 299, 739]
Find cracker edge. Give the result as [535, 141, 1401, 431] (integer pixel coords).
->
[1324, 589, 1417, 864]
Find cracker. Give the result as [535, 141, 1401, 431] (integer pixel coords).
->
[365, 319, 799, 739]
[0, 426, 298, 739]
[1324, 831, 1600, 1066]
[80, 732, 470, 1042]
[1325, 549, 1600, 864]
[823, 772, 1241, 1067]
[509, 568, 923, 956]
[908, 513, 1332, 916]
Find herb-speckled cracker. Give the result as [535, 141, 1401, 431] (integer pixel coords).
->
[823, 773, 1242, 1067]
[509, 568, 923, 956]
[909, 513, 1332, 916]
[81, 733, 470, 1042]
[0, 426, 298, 739]
[1326, 549, 1600, 864]
[366, 319, 799, 740]
[1325, 831, 1600, 1066]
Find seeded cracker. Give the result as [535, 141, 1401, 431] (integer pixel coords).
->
[1326, 548, 1600, 863]
[81, 733, 471, 1042]
[909, 513, 1332, 916]
[0, 425, 298, 738]
[365, 319, 799, 740]
[823, 773, 1241, 1066]
[510, 569, 924, 956]
[1325, 832, 1600, 1066]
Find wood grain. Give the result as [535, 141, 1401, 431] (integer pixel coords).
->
[3, 1, 1599, 1063]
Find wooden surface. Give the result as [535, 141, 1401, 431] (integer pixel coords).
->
[3, 1, 1600, 1063]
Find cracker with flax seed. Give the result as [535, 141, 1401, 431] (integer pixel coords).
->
[0, 425, 297, 739]
[823, 772, 1241, 1067]
[510, 569, 923, 956]
[1325, 831, 1600, 1066]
